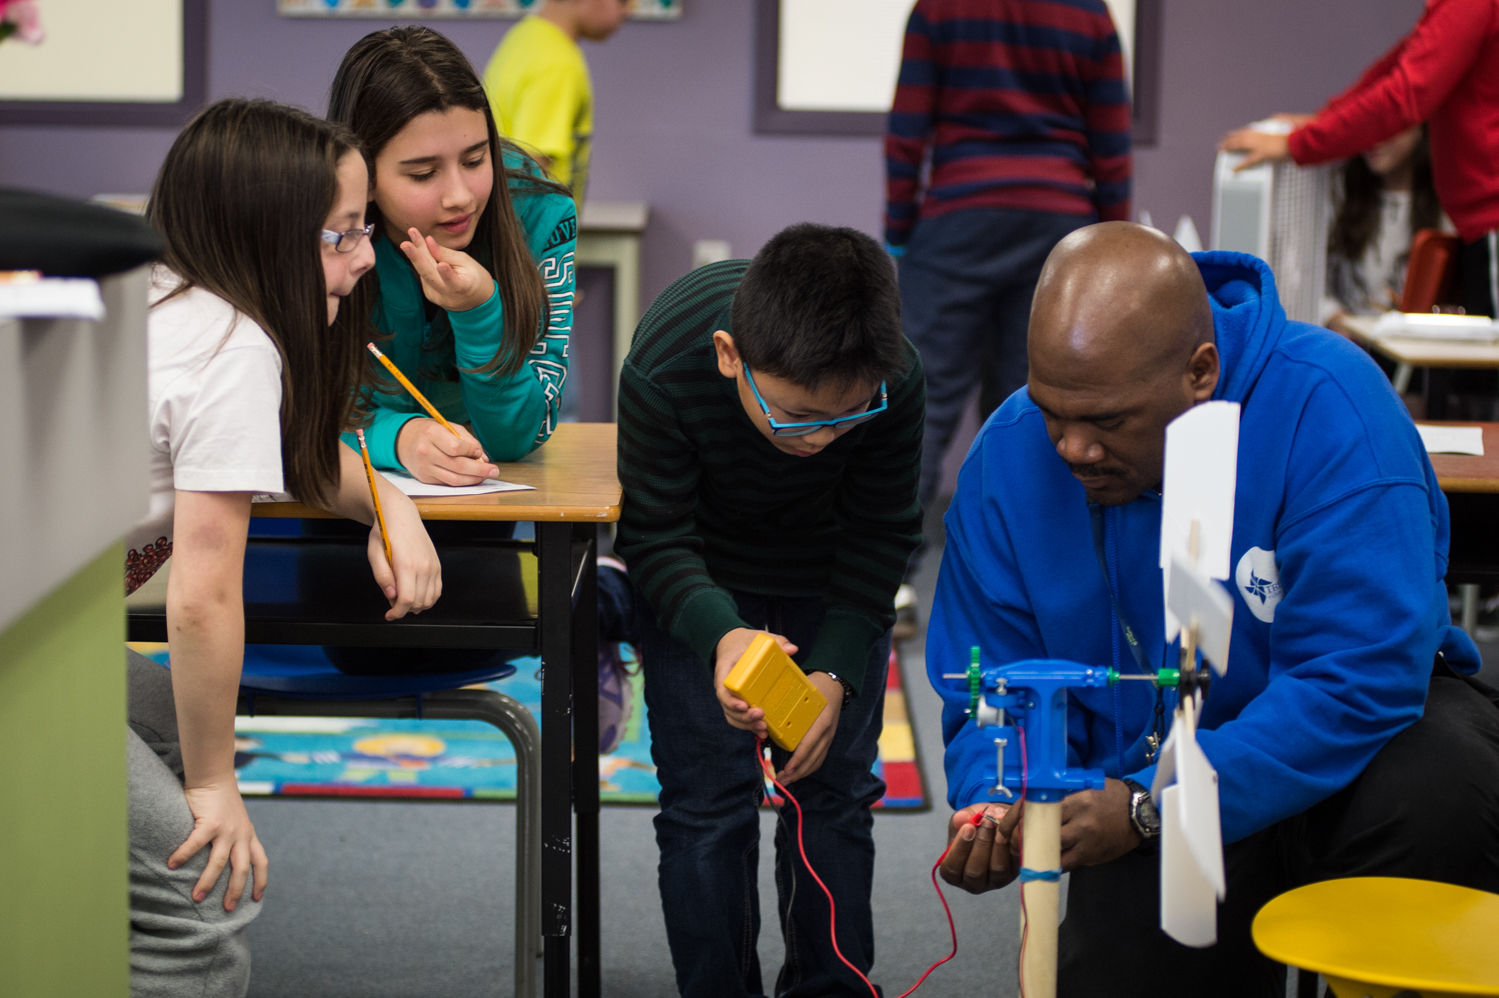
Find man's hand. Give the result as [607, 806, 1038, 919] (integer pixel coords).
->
[170, 782, 269, 911]
[713, 627, 798, 739]
[1219, 127, 1292, 171]
[776, 671, 842, 785]
[1059, 777, 1140, 870]
[939, 802, 1020, 894]
[396, 418, 498, 486]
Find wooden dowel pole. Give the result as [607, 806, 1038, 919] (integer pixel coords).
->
[1020, 800, 1063, 998]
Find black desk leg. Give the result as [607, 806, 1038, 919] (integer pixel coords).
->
[573, 523, 601, 998]
[538, 522, 574, 998]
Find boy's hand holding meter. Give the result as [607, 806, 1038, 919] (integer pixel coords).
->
[718, 630, 846, 785]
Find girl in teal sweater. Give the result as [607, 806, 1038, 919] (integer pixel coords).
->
[330, 25, 576, 481]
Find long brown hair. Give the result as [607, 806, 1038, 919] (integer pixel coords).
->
[328, 25, 567, 378]
[1327, 127, 1442, 306]
[148, 98, 368, 507]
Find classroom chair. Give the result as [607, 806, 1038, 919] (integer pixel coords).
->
[1400, 229, 1462, 314]
[1253, 877, 1499, 998]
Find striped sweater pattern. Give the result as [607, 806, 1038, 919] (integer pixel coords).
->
[884, 0, 1133, 248]
[615, 260, 925, 692]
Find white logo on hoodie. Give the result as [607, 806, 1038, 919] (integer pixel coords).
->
[1235, 547, 1283, 622]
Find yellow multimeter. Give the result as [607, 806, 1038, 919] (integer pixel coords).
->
[723, 633, 829, 751]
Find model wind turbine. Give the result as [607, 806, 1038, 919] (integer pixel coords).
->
[1152, 400, 1239, 948]
[946, 401, 1240, 996]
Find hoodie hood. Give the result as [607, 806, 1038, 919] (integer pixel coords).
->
[1195, 250, 1286, 407]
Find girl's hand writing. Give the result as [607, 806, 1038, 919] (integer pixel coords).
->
[169, 781, 268, 912]
[368, 486, 443, 620]
[400, 227, 495, 313]
[397, 417, 499, 486]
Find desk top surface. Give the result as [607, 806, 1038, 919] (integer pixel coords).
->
[1426, 422, 1499, 494]
[1335, 314, 1499, 368]
[257, 423, 621, 522]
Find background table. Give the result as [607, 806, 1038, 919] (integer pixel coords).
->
[1335, 315, 1499, 418]
[128, 422, 619, 998]
[1426, 422, 1499, 636]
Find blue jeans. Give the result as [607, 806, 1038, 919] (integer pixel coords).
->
[900, 207, 1092, 575]
[638, 590, 891, 998]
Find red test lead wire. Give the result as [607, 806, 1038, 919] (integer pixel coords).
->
[755, 739, 967, 998]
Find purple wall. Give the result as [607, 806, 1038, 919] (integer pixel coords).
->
[0, 0, 1423, 305]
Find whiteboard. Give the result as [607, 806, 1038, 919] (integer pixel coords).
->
[0, 0, 183, 103]
[775, 0, 1135, 115]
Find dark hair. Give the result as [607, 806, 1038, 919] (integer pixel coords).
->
[730, 224, 906, 391]
[328, 25, 567, 380]
[1327, 127, 1442, 306]
[148, 97, 366, 508]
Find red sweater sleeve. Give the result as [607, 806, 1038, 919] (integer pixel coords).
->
[1288, 0, 1496, 164]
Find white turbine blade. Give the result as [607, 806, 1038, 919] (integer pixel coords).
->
[1176, 724, 1227, 900]
[1167, 555, 1234, 676]
[1160, 401, 1240, 641]
[1160, 783, 1218, 947]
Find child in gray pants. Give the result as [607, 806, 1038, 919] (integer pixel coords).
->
[127, 650, 258, 998]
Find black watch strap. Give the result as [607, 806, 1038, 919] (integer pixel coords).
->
[815, 671, 855, 706]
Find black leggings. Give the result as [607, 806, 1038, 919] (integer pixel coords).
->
[1055, 667, 1499, 998]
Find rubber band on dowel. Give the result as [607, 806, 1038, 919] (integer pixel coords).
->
[1017, 867, 1062, 883]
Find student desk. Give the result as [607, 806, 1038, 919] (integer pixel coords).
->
[126, 422, 620, 998]
[1335, 314, 1499, 418]
[1426, 422, 1499, 636]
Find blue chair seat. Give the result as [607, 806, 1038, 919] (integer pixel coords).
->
[237, 644, 516, 701]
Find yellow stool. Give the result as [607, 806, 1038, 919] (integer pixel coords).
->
[1252, 877, 1499, 998]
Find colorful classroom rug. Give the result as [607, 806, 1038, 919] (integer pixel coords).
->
[126, 644, 930, 811]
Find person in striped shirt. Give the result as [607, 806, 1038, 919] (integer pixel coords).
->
[615, 224, 924, 996]
[886, 0, 1132, 591]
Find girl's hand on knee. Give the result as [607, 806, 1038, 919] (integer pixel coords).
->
[369, 491, 443, 620]
[400, 228, 495, 313]
[171, 782, 269, 911]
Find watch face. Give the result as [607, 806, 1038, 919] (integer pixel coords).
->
[1136, 793, 1161, 835]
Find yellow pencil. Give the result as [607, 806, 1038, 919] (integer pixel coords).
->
[355, 428, 393, 568]
[366, 342, 462, 440]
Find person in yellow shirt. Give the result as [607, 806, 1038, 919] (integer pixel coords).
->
[484, 0, 630, 206]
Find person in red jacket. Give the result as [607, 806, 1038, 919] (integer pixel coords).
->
[1221, 0, 1499, 319]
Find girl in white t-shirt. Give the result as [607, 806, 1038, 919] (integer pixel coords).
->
[125, 98, 442, 997]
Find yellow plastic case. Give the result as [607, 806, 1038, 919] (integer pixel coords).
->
[723, 633, 828, 751]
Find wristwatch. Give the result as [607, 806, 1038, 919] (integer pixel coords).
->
[813, 671, 855, 707]
[1123, 778, 1160, 841]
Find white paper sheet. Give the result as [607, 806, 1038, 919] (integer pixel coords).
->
[1160, 401, 1240, 641]
[0, 277, 105, 320]
[1414, 424, 1485, 456]
[253, 473, 533, 503]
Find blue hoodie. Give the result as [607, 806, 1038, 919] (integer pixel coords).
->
[928, 251, 1480, 844]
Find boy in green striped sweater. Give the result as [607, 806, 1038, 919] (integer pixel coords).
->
[616, 223, 924, 996]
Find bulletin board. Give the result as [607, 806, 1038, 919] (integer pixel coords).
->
[278, 0, 681, 20]
[0, 0, 207, 126]
[754, 0, 1161, 145]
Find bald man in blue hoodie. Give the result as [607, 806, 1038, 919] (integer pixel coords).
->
[928, 223, 1499, 996]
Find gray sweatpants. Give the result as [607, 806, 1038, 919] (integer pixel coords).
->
[127, 649, 259, 998]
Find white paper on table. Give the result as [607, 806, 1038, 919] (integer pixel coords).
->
[1371, 311, 1499, 342]
[1160, 783, 1219, 948]
[1414, 424, 1485, 456]
[1160, 401, 1240, 641]
[253, 473, 533, 503]
[0, 277, 105, 320]
[1166, 555, 1234, 676]
[377, 470, 533, 497]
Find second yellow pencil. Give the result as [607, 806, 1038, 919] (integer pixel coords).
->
[367, 341, 462, 440]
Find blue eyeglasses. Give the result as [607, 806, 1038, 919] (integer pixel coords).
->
[743, 366, 888, 436]
[321, 222, 374, 253]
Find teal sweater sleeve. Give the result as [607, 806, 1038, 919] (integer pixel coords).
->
[358, 174, 576, 469]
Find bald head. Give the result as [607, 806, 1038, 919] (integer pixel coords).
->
[1031, 221, 1214, 378]
[1025, 222, 1221, 505]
